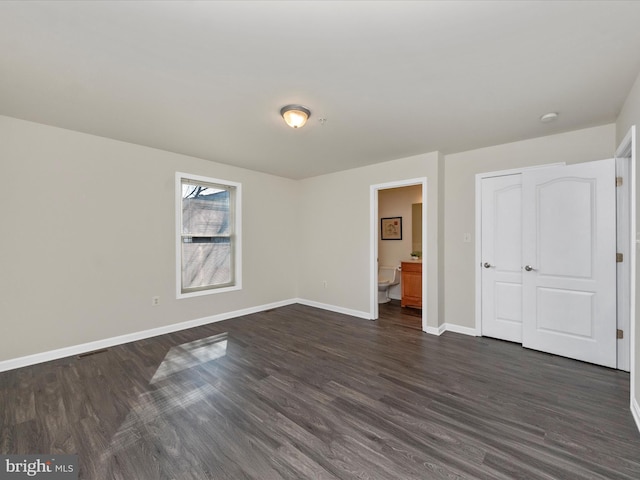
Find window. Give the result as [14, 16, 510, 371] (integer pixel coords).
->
[176, 173, 241, 298]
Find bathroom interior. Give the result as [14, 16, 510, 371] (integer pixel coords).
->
[377, 185, 422, 329]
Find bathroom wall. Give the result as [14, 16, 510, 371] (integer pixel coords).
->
[378, 185, 422, 299]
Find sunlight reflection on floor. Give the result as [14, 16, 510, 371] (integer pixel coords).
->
[150, 332, 228, 384]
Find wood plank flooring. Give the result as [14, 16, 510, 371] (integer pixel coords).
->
[1, 303, 639, 479]
[378, 300, 422, 330]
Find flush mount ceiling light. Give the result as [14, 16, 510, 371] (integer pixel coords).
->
[280, 104, 311, 128]
[540, 112, 559, 123]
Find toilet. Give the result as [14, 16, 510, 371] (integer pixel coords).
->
[378, 265, 400, 304]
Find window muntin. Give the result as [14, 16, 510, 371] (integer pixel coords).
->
[177, 174, 241, 297]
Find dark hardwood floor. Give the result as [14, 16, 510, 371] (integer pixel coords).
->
[1, 304, 639, 479]
[378, 299, 422, 330]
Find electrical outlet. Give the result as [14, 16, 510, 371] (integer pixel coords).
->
[463, 233, 472, 243]
[152, 296, 160, 306]
[322, 280, 328, 288]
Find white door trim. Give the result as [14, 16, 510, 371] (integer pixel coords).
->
[475, 163, 565, 336]
[370, 178, 428, 332]
[616, 156, 631, 371]
[615, 126, 637, 422]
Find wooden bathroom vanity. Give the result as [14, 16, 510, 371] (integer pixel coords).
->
[401, 261, 422, 309]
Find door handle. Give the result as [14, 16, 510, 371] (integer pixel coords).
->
[483, 262, 492, 268]
[524, 265, 536, 271]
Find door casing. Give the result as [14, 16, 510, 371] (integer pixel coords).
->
[370, 178, 428, 332]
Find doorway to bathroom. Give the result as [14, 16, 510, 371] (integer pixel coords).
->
[370, 178, 427, 332]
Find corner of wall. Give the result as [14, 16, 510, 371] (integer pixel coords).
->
[437, 151, 446, 326]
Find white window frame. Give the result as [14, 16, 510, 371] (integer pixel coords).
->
[175, 172, 242, 299]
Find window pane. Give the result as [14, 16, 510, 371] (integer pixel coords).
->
[182, 238, 232, 289]
[182, 183, 230, 236]
[177, 174, 240, 296]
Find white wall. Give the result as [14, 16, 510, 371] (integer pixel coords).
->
[0, 115, 299, 362]
[616, 70, 640, 425]
[443, 124, 616, 329]
[0, 113, 626, 381]
[297, 152, 443, 329]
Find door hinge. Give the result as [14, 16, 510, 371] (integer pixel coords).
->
[617, 253, 624, 263]
[616, 176, 623, 187]
[617, 329, 624, 339]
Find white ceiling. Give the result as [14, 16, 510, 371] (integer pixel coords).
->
[1, 1, 640, 179]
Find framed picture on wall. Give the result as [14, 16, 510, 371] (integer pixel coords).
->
[381, 217, 402, 240]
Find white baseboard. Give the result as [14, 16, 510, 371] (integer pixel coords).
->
[632, 396, 640, 434]
[0, 298, 297, 373]
[0, 301, 477, 373]
[424, 323, 477, 336]
[425, 324, 446, 336]
[442, 323, 478, 337]
[295, 298, 371, 320]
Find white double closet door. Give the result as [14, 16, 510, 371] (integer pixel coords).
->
[481, 159, 617, 368]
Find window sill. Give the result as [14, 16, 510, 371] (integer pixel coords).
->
[177, 283, 242, 300]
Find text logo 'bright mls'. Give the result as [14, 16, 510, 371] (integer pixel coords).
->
[5, 459, 51, 476]
[0, 455, 77, 480]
